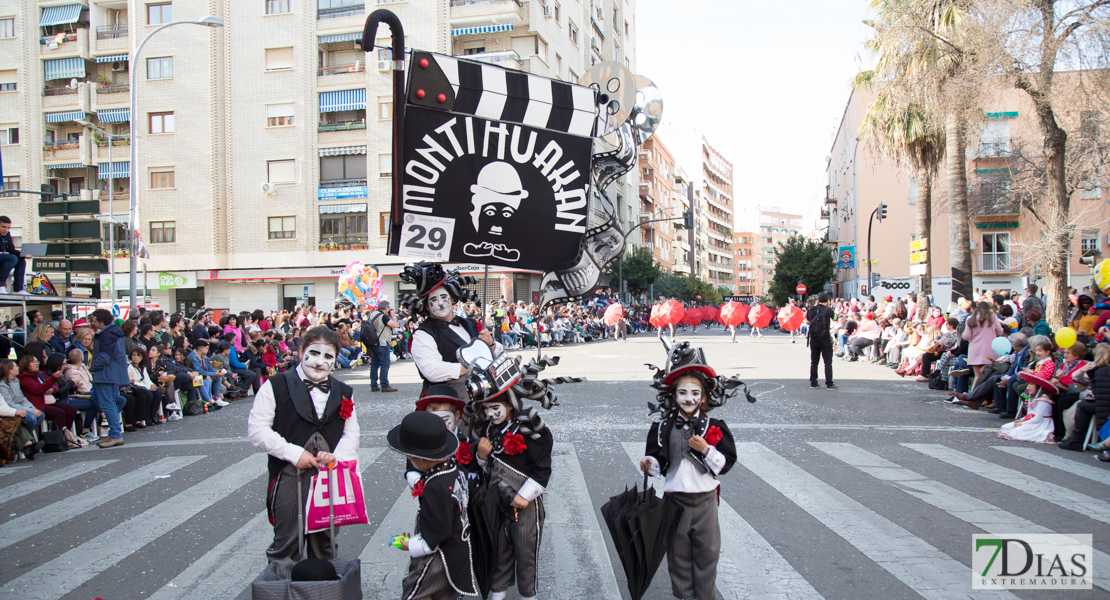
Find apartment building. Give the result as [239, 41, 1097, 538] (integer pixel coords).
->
[752, 206, 801, 297]
[636, 133, 675, 270]
[824, 78, 1107, 308]
[0, 0, 637, 313]
[663, 129, 735, 286]
[669, 162, 692, 275]
[732, 230, 755, 296]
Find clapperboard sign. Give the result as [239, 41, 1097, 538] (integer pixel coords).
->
[388, 52, 598, 271]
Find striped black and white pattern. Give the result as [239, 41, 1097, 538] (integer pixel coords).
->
[429, 54, 598, 138]
[5, 439, 1110, 599]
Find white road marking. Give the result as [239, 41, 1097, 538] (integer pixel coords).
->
[736, 442, 1016, 600]
[0, 459, 118, 503]
[619, 442, 823, 600]
[992, 445, 1110, 486]
[358, 481, 419, 598]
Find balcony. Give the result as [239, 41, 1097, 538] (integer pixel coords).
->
[93, 27, 129, 54]
[449, 0, 526, 29]
[975, 253, 1022, 273]
[977, 141, 1013, 159]
[96, 140, 130, 160]
[96, 26, 128, 40]
[44, 140, 81, 162]
[42, 81, 90, 110]
[318, 62, 366, 77]
[971, 192, 1019, 216]
[824, 185, 837, 205]
[92, 83, 129, 110]
[317, 63, 367, 88]
[40, 28, 90, 60]
[318, 120, 366, 133]
[464, 50, 522, 70]
[318, 4, 365, 20]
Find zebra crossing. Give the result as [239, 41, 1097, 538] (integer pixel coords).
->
[0, 440, 1105, 600]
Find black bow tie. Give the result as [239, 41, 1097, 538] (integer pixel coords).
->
[303, 380, 331, 394]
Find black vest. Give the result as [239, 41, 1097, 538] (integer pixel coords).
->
[266, 369, 352, 482]
[416, 317, 478, 389]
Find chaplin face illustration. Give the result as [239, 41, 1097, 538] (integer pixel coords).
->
[675, 378, 704, 415]
[426, 287, 454, 320]
[483, 401, 509, 425]
[470, 161, 528, 236]
[302, 343, 336, 382]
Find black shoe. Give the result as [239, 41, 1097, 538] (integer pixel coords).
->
[1057, 439, 1083, 451]
[998, 412, 1016, 419]
[810, 383, 820, 389]
[124, 425, 135, 433]
[23, 440, 43, 460]
[826, 384, 838, 390]
[987, 408, 1004, 414]
[133, 422, 146, 429]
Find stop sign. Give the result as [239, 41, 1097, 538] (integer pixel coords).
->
[796, 284, 807, 295]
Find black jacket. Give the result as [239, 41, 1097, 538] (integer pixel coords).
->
[265, 369, 351, 482]
[645, 411, 737, 479]
[414, 462, 477, 596]
[479, 419, 553, 488]
[1088, 365, 1110, 429]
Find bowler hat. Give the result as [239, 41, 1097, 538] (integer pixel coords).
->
[290, 558, 338, 581]
[416, 384, 466, 412]
[387, 412, 459, 461]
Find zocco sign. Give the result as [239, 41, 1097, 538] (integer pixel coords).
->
[879, 281, 912, 290]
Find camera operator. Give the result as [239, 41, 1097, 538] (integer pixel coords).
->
[366, 300, 399, 392]
[806, 292, 837, 390]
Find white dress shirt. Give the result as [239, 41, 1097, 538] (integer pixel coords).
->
[411, 321, 503, 383]
[644, 415, 726, 493]
[247, 366, 360, 465]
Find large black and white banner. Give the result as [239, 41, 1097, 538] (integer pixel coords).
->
[388, 52, 598, 272]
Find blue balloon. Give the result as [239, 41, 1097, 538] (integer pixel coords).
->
[991, 336, 1012, 355]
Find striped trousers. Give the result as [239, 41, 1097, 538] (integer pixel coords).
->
[265, 433, 336, 563]
[665, 490, 720, 600]
[489, 459, 545, 598]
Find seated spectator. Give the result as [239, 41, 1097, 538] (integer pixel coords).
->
[17, 354, 76, 433]
[128, 348, 167, 424]
[1059, 343, 1110, 451]
[0, 359, 44, 434]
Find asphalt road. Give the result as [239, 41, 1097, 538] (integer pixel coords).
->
[1, 325, 1107, 600]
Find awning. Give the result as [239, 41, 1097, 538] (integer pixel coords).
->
[452, 24, 514, 36]
[319, 203, 367, 214]
[94, 54, 129, 64]
[318, 146, 367, 157]
[975, 221, 1019, 230]
[319, 89, 365, 113]
[44, 57, 85, 81]
[46, 163, 86, 169]
[98, 161, 130, 179]
[45, 109, 87, 123]
[39, 4, 83, 27]
[97, 108, 130, 123]
[318, 32, 362, 44]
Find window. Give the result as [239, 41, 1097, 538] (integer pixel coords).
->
[149, 112, 174, 134]
[981, 232, 1010, 271]
[1082, 230, 1100, 254]
[267, 159, 296, 183]
[319, 155, 366, 184]
[147, 57, 173, 80]
[0, 127, 17, 145]
[0, 69, 17, 91]
[979, 118, 1010, 157]
[268, 216, 296, 239]
[319, 0, 362, 8]
[569, 21, 578, 45]
[0, 176, 18, 198]
[464, 47, 485, 55]
[378, 97, 392, 120]
[319, 211, 368, 242]
[377, 47, 392, 61]
[150, 221, 175, 243]
[1081, 169, 1102, 200]
[0, 18, 14, 39]
[267, 103, 294, 126]
[147, 3, 172, 25]
[265, 47, 294, 71]
[554, 2, 560, 22]
[379, 212, 389, 236]
[266, 0, 292, 14]
[150, 170, 175, 189]
[378, 153, 391, 177]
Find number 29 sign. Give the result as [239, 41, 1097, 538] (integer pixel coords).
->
[398, 214, 456, 261]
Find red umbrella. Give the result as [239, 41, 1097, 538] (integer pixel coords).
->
[649, 304, 663, 328]
[778, 305, 804, 331]
[700, 305, 720, 323]
[683, 310, 703, 326]
[603, 303, 624, 327]
[658, 299, 685, 326]
[719, 302, 748, 327]
[749, 304, 773, 329]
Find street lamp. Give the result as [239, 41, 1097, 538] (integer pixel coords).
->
[76, 118, 126, 303]
[128, 16, 224, 315]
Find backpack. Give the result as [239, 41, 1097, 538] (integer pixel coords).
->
[363, 312, 382, 347]
[183, 400, 205, 416]
[806, 305, 831, 341]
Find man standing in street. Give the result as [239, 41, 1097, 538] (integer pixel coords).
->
[88, 309, 127, 448]
[807, 292, 837, 390]
[367, 300, 399, 392]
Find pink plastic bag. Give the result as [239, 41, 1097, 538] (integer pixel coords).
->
[304, 460, 368, 533]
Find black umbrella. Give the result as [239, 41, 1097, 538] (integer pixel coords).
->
[601, 473, 684, 600]
[469, 478, 518, 599]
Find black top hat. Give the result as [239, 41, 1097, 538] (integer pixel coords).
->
[398, 261, 479, 317]
[647, 339, 755, 414]
[416, 383, 466, 412]
[290, 558, 338, 581]
[387, 411, 459, 461]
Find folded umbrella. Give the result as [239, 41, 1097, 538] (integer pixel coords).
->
[601, 474, 683, 600]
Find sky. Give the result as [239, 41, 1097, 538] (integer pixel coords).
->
[636, 0, 874, 232]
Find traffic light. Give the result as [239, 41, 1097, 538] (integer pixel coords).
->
[40, 184, 55, 203]
[871, 272, 881, 290]
[877, 203, 888, 222]
[679, 211, 693, 230]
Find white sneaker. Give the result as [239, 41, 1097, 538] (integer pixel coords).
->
[165, 402, 181, 411]
[168, 411, 183, 421]
[14, 290, 31, 295]
[0, 286, 8, 294]
[214, 399, 229, 407]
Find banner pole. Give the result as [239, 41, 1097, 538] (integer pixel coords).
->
[483, 264, 490, 326]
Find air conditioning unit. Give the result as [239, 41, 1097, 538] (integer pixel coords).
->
[590, 36, 599, 49]
[261, 182, 278, 195]
[543, 4, 553, 17]
[111, 62, 127, 72]
[376, 60, 391, 72]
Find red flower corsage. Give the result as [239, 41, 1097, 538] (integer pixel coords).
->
[412, 480, 424, 498]
[456, 440, 473, 465]
[704, 426, 723, 447]
[339, 398, 354, 420]
[502, 433, 527, 455]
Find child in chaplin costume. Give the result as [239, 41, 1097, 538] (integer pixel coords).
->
[639, 341, 753, 600]
[404, 383, 479, 490]
[389, 411, 479, 600]
[247, 326, 359, 563]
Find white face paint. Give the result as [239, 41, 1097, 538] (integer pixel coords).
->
[427, 288, 454, 320]
[430, 410, 458, 431]
[301, 343, 337, 382]
[482, 402, 509, 425]
[675, 380, 704, 415]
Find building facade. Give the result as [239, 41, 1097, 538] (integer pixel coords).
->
[824, 79, 1108, 308]
[0, 0, 638, 313]
[732, 230, 755, 296]
[636, 133, 675, 270]
[752, 205, 801, 298]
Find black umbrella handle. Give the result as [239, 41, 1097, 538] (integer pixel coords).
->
[642, 471, 649, 504]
